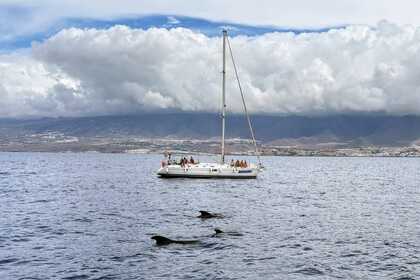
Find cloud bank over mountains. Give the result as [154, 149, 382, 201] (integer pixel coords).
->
[1, 21, 420, 118]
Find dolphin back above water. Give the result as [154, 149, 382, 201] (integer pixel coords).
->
[214, 228, 223, 234]
[198, 210, 223, 219]
[152, 228, 241, 245]
[151, 235, 199, 246]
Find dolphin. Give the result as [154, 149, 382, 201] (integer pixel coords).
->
[151, 235, 199, 246]
[211, 228, 224, 237]
[214, 228, 223, 234]
[211, 228, 243, 237]
[197, 210, 223, 219]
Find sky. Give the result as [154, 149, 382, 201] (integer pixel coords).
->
[1, 1, 420, 118]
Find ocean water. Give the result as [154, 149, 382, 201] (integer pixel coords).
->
[0, 152, 419, 280]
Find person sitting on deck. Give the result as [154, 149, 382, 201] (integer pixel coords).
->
[235, 160, 240, 167]
[240, 160, 244, 168]
[190, 156, 195, 164]
[244, 160, 248, 168]
[230, 159, 235, 167]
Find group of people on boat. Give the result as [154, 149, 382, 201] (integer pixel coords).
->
[162, 153, 197, 168]
[230, 159, 248, 168]
[179, 156, 195, 167]
[162, 152, 249, 169]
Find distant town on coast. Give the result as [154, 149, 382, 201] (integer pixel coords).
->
[1, 113, 420, 157]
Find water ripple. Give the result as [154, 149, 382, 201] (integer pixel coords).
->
[0, 153, 419, 280]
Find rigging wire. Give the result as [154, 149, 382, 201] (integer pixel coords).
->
[226, 35, 263, 168]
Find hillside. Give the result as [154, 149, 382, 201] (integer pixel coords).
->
[1, 114, 420, 148]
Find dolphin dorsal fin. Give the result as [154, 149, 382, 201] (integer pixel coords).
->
[214, 228, 223, 234]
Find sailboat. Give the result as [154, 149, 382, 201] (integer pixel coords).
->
[157, 30, 262, 179]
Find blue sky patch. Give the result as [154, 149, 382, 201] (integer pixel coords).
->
[0, 13, 339, 51]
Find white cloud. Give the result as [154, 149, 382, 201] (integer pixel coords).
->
[0, 53, 91, 117]
[2, 22, 420, 117]
[166, 16, 180, 25]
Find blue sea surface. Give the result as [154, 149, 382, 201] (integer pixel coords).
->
[0, 153, 419, 279]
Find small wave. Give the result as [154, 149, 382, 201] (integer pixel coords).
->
[11, 238, 30, 242]
[341, 253, 359, 258]
[378, 253, 398, 261]
[0, 257, 19, 265]
[90, 275, 118, 280]
[36, 225, 50, 232]
[102, 213, 123, 218]
[73, 217, 93, 223]
[335, 240, 355, 245]
[29, 199, 54, 204]
[24, 171, 37, 175]
[340, 250, 368, 258]
[293, 267, 324, 276]
[243, 256, 276, 262]
[162, 212, 178, 217]
[110, 253, 143, 262]
[199, 242, 220, 249]
[369, 263, 401, 272]
[52, 230, 66, 236]
[62, 274, 90, 280]
[14, 259, 31, 266]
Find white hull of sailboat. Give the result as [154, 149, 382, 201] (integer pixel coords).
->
[157, 163, 259, 179]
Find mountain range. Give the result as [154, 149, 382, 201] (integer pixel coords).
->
[1, 113, 420, 148]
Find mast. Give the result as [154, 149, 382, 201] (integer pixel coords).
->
[221, 30, 227, 165]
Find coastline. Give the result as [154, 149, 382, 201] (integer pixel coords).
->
[1, 136, 420, 157]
